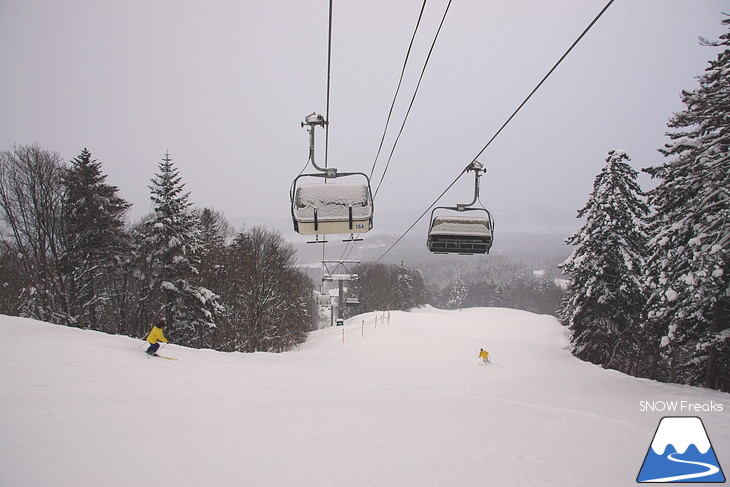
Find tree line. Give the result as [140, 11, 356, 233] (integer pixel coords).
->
[561, 20, 729, 392]
[436, 273, 563, 315]
[0, 148, 313, 352]
[342, 261, 430, 316]
[338, 257, 564, 318]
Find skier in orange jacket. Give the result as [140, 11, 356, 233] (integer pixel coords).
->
[145, 319, 169, 356]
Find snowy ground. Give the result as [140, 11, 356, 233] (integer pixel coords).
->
[1, 307, 727, 487]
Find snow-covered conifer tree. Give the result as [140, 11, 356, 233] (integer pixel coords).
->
[61, 148, 130, 330]
[561, 149, 649, 373]
[643, 19, 730, 390]
[394, 261, 416, 310]
[136, 152, 221, 345]
[447, 277, 467, 310]
[348, 262, 393, 312]
[491, 282, 511, 308]
[412, 269, 430, 306]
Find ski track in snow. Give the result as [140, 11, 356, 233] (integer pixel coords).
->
[1, 307, 728, 487]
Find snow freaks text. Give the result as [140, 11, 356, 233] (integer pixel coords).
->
[639, 401, 724, 413]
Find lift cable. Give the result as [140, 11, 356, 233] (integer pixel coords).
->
[374, 0, 616, 263]
[372, 0, 453, 201]
[369, 0, 428, 181]
[317, 0, 335, 265]
[471, 0, 615, 163]
[375, 164, 468, 263]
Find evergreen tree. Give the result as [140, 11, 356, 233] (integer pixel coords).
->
[193, 208, 233, 347]
[512, 274, 538, 313]
[643, 19, 730, 390]
[561, 149, 649, 373]
[536, 278, 563, 316]
[197, 208, 232, 263]
[61, 148, 130, 330]
[412, 269, 430, 306]
[465, 281, 496, 308]
[349, 262, 394, 312]
[136, 152, 221, 345]
[447, 277, 467, 310]
[393, 261, 416, 310]
[491, 282, 511, 308]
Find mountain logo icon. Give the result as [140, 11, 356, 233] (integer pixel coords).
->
[637, 416, 726, 483]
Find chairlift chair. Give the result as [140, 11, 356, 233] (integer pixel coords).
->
[316, 293, 332, 306]
[427, 207, 494, 255]
[290, 113, 374, 239]
[291, 172, 374, 236]
[426, 160, 494, 255]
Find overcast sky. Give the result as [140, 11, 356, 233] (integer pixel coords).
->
[1, 1, 727, 252]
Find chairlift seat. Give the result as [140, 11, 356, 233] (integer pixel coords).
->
[427, 215, 493, 255]
[293, 182, 373, 235]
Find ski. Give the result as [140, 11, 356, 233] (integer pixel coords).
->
[145, 353, 178, 360]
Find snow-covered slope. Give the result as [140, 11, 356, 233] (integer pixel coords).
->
[0, 308, 727, 487]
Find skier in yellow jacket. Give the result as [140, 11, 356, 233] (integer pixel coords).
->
[479, 348, 490, 364]
[145, 319, 169, 356]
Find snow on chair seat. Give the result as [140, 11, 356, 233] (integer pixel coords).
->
[293, 182, 373, 235]
[427, 215, 493, 254]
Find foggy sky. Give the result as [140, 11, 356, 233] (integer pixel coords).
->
[1, 0, 727, 258]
